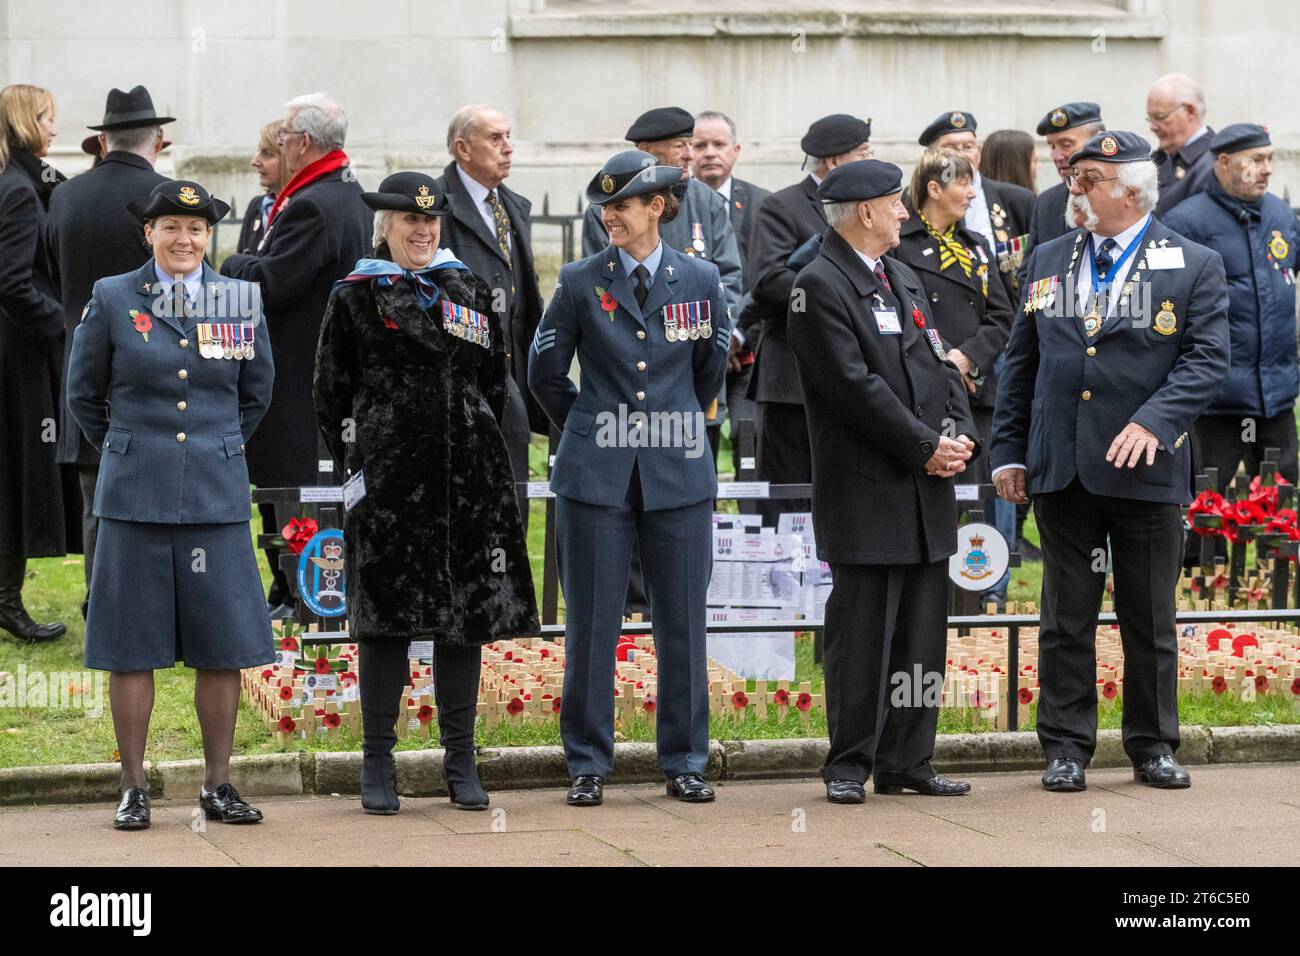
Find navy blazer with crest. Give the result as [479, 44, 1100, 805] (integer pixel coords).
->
[66, 259, 274, 524]
[990, 216, 1229, 504]
[527, 242, 731, 511]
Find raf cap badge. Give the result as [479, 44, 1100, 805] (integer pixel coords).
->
[415, 184, 435, 209]
[177, 185, 201, 206]
[1099, 136, 1119, 157]
[1154, 299, 1178, 336]
[601, 174, 615, 194]
[1050, 109, 1068, 128]
[949, 112, 966, 128]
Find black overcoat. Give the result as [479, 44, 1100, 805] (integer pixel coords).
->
[313, 264, 539, 645]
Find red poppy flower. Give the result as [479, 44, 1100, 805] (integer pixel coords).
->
[340, 672, 357, 686]
[280, 636, 299, 651]
[417, 704, 433, 724]
[600, 291, 616, 312]
[382, 316, 399, 330]
[731, 690, 749, 709]
[503, 651, 513, 661]
[540, 648, 549, 659]
[1018, 687, 1034, 705]
[1231, 633, 1259, 657]
[1102, 681, 1118, 700]
[643, 695, 657, 714]
[279, 685, 293, 701]
[1255, 675, 1268, 692]
[315, 657, 331, 674]
[280, 516, 320, 556]
[1212, 676, 1228, 695]
[130, 309, 152, 341]
[795, 692, 812, 712]
[278, 715, 296, 733]
[260, 669, 274, 682]
[323, 712, 341, 729]
[912, 308, 925, 329]
[1291, 677, 1300, 696]
[773, 688, 790, 706]
[506, 697, 525, 716]
[552, 697, 562, 714]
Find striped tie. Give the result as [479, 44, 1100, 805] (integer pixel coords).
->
[920, 212, 972, 277]
[487, 189, 512, 269]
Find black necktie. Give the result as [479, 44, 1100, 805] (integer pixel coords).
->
[1095, 237, 1117, 281]
[633, 265, 650, 309]
[872, 262, 892, 294]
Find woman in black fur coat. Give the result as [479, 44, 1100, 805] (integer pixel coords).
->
[314, 171, 539, 815]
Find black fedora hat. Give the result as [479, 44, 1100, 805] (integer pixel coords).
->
[126, 180, 229, 224]
[360, 172, 451, 216]
[89, 85, 175, 131]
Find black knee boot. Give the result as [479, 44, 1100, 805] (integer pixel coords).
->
[359, 639, 408, 814]
[435, 644, 488, 810]
[0, 552, 66, 643]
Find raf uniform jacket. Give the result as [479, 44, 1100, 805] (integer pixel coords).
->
[528, 242, 731, 511]
[221, 165, 370, 487]
[433, 161, 548, 434]
[891, 213, 1015, 410]
[582, 177, 743, 317]
[67, 260, 274, 523]
[990, 216, 1230, 505]
[46, 151, 166, 467]
[787, 227, 980, 565]
[747, 175, 828, 404]
[1153, 128, 1215, 218]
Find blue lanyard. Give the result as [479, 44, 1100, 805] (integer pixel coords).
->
[1086, 215, 1152, 297]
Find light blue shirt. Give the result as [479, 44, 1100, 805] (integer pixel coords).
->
[617, 240, 664, 282]
[153, 261, 203, 304]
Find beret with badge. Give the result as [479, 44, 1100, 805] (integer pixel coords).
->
[585, 149, 683, 206]
[918, 110, 977, 147]
[1036, 101, 1102, 136]
[127, 179, 230, 224]
[817, 159, 904, 203]
[1068, 130, 1151, 165]
[625, 106, 696, 144]
[800, 114, 873, 158]
[1210, 123, 1271, 155]
[361, 171, 452, 216]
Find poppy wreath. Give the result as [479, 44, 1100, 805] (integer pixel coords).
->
[1188, 474, 1296, 544]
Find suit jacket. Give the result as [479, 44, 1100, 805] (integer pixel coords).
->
[788, 227, 979, 565]
[1153, 128, 1215, 217]
[46, 151, 167, 466]
[235, 192, 272, 255]
[748, 175, 828, 404]
[527, 242, 731, 511]
[990, 216, 1230, 504]
[67, 260, 274, 523]
[980, 175, 1035, 302]
[891, 214, 1014, 410]
[728, 176, 773, 289]
[221, 166, 371, 487]
[433, 161, 547, 434]
[1026, 180, 1070, 256]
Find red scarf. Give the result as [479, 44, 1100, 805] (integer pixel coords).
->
[268, 149, 350, 224]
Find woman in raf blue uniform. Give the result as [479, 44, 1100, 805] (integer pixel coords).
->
[67, 180, 275, 831]
[528, 150, 731, 807]
[314, 172, 539, 816]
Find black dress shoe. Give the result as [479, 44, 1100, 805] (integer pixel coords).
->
[1134, 754, 1191, 789]
[1042, 757, 1087, 792]
[875, 775, 971, 796]
[1019, 539, 1043, 562]
[199, 783, 264, 823]
[0, 606, 66, 642]
[360, 750, 400, 815]
[113, 787, 151, 830]
[666, 772, 716, 802]
[567, 775, 604, 806]
[825, 780, 866, 804]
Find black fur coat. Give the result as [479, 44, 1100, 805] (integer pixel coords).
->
[313, 264, 539, 644]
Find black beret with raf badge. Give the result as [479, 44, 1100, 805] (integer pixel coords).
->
[625, 106, 696, 143]
[919, 110, 977, 146]
[1068, 130, 1152, 165]
[800, 114, 873, 158]
[1036, 101, 1102, 136]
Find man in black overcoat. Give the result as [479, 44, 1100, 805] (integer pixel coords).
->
[788, 159, 977, 804]
[46, 86, 170, 615]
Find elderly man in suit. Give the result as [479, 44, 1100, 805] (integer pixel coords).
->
[433, 105, 545, 528]
[1146, 74, 1215, 216]
[221, 92, 370, 618]
[691, 109, 772, 486]
[992, 131, 1230, 793]
[748, 113, 871, 526]
[46, 85, 170, 618]
[788, 159, 977, 803]
[1026, 102, 1105, 253]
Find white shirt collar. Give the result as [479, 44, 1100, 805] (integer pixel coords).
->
[1182, 125, 1208, 149]
[715, 177, 733, 201]
[456, 163, 491, 205]
[1091, 211, 1151, 250]
[618, 240, 664, 281]
[810, 172, 824, 186]
[854, 248, 883, 275]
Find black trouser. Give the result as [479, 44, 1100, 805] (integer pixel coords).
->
[1034, 478, 1183, 764]
[358, 639, 481, 756]
[821, 559, 949, 784]
[1194, 409, 1300, 493]
[756, 400, 811, 527]
[78, 464, 100, 616]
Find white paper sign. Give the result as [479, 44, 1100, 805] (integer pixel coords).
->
[527, 481, 555, 499]
[299, 486, 344, 503]
[342, 470, 366, 511]
[1146, 246, 1185, 270]
[954, 484, 981, 501]
[717, 481, 771, 499]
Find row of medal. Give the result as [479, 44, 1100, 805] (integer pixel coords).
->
[441, 300, 490, 348]
[662, 300, 712, 342]
[197, 323, 256, 360]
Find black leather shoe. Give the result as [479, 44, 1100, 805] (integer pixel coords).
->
[1019, 539, 1043, 562]
[1042, 757, 1087, 792]
[113, 787, 150, 830]
[360, 750, 400, 815]
[567, 775, 604, 806]
[875, 775, 971, 796]
[0, 606, 66, 642]
[199, 783, 264, 823]
[1133, 754, 1191, 789]
[666, 772, 715, 802]
[825, 780, 866, 804]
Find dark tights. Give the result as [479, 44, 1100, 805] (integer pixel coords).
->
[358, 640, 482, 757]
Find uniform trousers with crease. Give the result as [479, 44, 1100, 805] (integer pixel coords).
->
[556, 462, 712, 779]
[821, 559, 949, 784]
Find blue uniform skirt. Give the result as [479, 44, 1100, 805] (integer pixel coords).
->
[84, 519, 275, 672]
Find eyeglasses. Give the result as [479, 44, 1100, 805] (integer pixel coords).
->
[1144, 104, 1187, 124]
[275, 127, 306, 145]
[1066, 170, 1120, 193]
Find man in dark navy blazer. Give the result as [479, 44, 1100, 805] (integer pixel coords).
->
[991, 131, 1230, 793]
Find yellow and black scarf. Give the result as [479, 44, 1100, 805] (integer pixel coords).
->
[919, 211, 971, 278]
